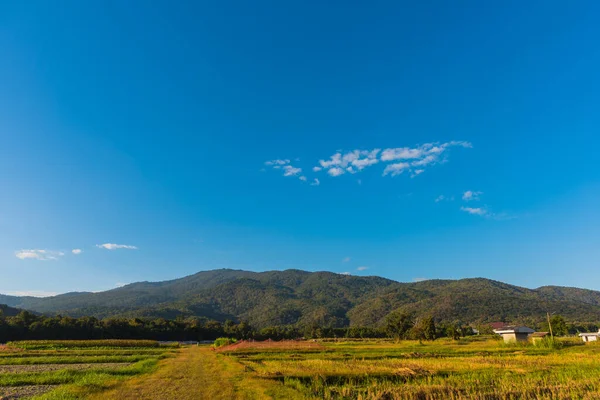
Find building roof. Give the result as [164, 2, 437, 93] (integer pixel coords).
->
[489, 322, 508, 330]
[578, 332, 600, 337]
[493, 326, 535, 334]
[529, 332, 549, 338]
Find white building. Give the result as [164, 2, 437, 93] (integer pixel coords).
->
[493, 326, 535, 343]
[578, 330, 600, 342]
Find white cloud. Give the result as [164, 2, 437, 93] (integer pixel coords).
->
[72, 249, 82, 255]
[96, 243, 138, 250]
[15, 249, 65, 261]
[265, 159, 290, 166]
[310, 178, 320, 186]
[357, 266, 369, 271]
[462, 190, 483, 201]
[283, 165, 302, 177]
[460, 207, 487, 216]
[268, 141, 471, 185]
[319, 153, 342, 168]
[411, 169, 425, 178]
[340, 272, 351, 276]
[413, 277, 428, 282]
[1, 290, 59, 297]
[115, 282, 128, 288]
[381, 147, 424, 161]
[382, 162, 410, 176]
[299, 176, 307, 181]
[328, 167, 345, 177]
[342, 257, 351, 263]
[435, 195, 455, 202]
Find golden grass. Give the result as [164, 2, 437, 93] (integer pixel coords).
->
[85, 346, 304, 400]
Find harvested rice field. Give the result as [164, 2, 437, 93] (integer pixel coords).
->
[4, 337, 600, 399]
[0, 340, 177, 399]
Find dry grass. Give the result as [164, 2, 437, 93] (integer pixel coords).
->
[85, 346, 303, 400]
[216, 340, 325, 353]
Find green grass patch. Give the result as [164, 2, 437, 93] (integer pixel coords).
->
[7, 340, 160, 350]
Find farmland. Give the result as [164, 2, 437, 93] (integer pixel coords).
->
[0, 340, 176, 399]
[3, 337, 600, 399]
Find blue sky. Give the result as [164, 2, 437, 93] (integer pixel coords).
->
[1, 1, 599, 296]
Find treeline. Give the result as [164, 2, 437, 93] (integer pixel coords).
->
[0, 309, 596, 343]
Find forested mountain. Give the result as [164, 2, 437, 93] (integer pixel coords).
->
[0, 304, 24, 317]
[2, 269, 600, 328]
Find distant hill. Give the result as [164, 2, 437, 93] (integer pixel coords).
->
[2, 269, 600, 328]
[0, 304, 24, 317]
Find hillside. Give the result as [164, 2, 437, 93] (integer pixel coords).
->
[2, 269, 600, 328]
[0, 304, 24, 317]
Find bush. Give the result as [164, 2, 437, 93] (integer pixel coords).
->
[213, 337, 237, 348]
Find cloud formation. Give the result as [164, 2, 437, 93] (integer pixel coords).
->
[460, 207, 488, 216]
[342, 257, 351, 263]
[96, 243, 138, 250]
[72, 249, 82, 255]
[265, 141, 471, 185]
[357, 266, 369, 271]
[15, 249, 65, 261]
[462, 190, 482, 201]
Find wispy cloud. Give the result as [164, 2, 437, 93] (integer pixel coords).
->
[15, 249, 65, 261]
[265, 159, 290, 166]
[435, 195, 455, 202]
[460, 207, 488, 216]
[266, 141, 471, 185]
[462, 190, 483, 201]
[357, 266, 369, 271]
[283, 165, 302, 177]
[342, 257, 351, 263]
[310, 178, 320, 186]
[115, 282, 128, 288]
[413, 277, 428, 282]
[340, 272, 351, 276]
[382, 162, 410, 177]
[96, 243, 138, 250]
[72, 249, 82, 255]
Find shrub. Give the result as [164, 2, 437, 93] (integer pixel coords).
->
[213, 337, 237, 348]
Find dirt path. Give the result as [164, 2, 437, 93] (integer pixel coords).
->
[87, 346, 302, 400]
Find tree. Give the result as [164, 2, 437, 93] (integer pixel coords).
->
[549, 315, 568, 336]
[385, 311, 414, 340]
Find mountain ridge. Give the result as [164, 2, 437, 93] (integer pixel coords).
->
[2, 269, 600, 328]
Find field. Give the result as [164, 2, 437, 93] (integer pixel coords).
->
[3, 337, 600, 399]
[214, 337, 600, 400]
[0, 340, 176, 399]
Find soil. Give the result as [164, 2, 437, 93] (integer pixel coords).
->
[0, 385, 56, 399]
[0, 362, 130, 374]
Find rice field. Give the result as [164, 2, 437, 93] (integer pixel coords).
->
[0, 340, 177, 399]
[4, 337, 600, 399]
[216, 337, 600, 399]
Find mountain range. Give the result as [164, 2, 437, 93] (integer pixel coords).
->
[2, 269, 600, 328]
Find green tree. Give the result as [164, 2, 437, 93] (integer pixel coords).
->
[549, 315, 568, 336]
[385, 311, 414, 340]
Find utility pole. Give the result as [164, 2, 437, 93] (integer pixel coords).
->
[547, 312, 554, 340]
